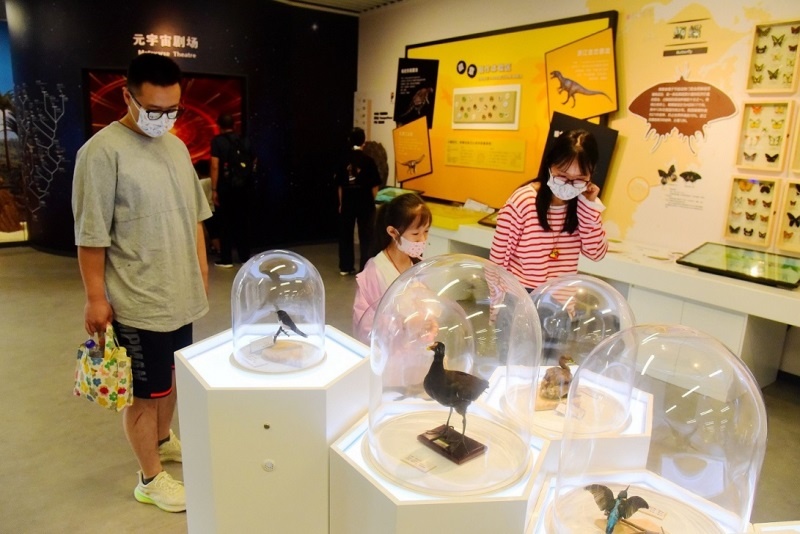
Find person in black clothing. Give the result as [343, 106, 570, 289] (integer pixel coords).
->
[337, 127, 381, 275]
[210, 113, 253, 267]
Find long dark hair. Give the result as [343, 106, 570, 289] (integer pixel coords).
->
[370, 193, 432, 258]
[533, 129, 599, 234]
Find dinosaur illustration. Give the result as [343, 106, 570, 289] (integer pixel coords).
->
[398, 154, 425, 174]
[550, 71, 612, 108]
[398, 87, 433, 123]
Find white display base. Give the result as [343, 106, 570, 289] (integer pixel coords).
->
[754, 521, 800, 533]
[330, 417, 549, 534]
[488, 368, 653, 473]
[530, 470, 745, 534]
[175, 326, 369, 534]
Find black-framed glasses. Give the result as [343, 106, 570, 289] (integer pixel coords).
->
[549, 169, 590, 188]
[129, 92, 185, 120]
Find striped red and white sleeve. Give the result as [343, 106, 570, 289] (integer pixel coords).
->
[576, 196, 608, 261]
[490, 185, 532, 269]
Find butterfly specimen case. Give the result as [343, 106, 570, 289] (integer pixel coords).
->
[776, 180, 800, 255]
[725, 176, 779, 247]
[735, 101, 793, 172]
[747, 20, 800, 94]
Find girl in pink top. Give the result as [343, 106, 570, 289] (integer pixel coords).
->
[353, 193, 432, 344]
[490, 129, 608, 291]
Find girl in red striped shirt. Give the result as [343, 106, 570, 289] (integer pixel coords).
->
[490, 129, 608, 291]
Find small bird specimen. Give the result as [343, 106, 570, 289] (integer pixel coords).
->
[585, 484, 649, 534]
[540, 354, 576, 400]
[423, 342, 489, 444]
[273, 309, 308, 343]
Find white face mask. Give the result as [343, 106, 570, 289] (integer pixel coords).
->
[547, 173, 587, 201]
[397, 236, 426, 259]
[129, 98, 177, 138]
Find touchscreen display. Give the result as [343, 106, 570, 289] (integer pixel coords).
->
[676, 242, 800, 289]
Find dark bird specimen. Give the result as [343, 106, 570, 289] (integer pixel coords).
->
[540, 354, 576, 400]
[273, 309, 308, 343]
[423, 342, 489, 442]
[585, 484, 649, 534]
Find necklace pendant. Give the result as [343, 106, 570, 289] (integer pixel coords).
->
[549, 249, 560, 259]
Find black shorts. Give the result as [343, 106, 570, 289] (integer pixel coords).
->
[112, 321, 193, 399]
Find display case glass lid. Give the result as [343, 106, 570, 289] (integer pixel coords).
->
[231, 250, 325, 373]
[548, 324, 767, 534]
[365, 253, 542, 496]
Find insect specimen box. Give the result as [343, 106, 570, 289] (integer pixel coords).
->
[747, 19, 800, 94]
[735, 101, 793, 173]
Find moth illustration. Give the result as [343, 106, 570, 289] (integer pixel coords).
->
[795, 184, 800, 195]
[759, 231, 767, 239]
[673, 26, 686, 39]
[689, 25, 702, 38]
[785, 231, 795, 240]
[739, 180, 755, 191]
[768, 68, 780, 80]
[773, 34, 785, 47]
[731, 210, 742, 217]
[760, 215, 770, 223]
[748, 198, 758, 206]
[735, 197, 744, 206]
[751, 75, 763, 84]
[751, 104, 763, 113]
[756, 45, 767, 54]
[763, 200, 773, 208]
[760, 183, 773, 193]
[743, 151, 757, 162]
[753, 64, 765, 73]
[749, 119, 761, 129]
[791, 200, 797, 206]
[746, 212, 756, 221]
[790, 44, 798, 52]
[775, 105, 786, 115]
[757, 26, 772, 37]
[746, 135, 761, 146]
[744, 228, 754, 236]
[793, 26, 800, 34]
[772, 119, 784, 129]
[729, 225, 741, 234]
[788, 213, 800, 228]
[658, 164, 677, 185]
[765, 153, 779, 163]
[680, 171, 701, 182]
[773, 53, 783, 62]
[769, 135, 782, 146]
[784, 73, 793, 84]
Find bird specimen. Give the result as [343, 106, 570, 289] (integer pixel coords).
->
[423, 342, 489, 444]
[585, 484, 649, 534]
[540, 354, 576, 400]
[273, 309, 308, 343]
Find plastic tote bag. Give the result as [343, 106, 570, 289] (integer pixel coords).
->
[73, 324, 133, 411]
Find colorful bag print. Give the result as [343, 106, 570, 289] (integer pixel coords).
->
[73, 324, 133, 411]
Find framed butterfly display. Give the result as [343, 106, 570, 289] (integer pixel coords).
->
[747, 20, 800, 94]
[776, 180, 800, 254]
[725, 176, 779, 247]
[790, 118, 800, 174]
[735, 101, 793, 172]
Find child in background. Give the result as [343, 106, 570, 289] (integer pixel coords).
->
[490, 129, 607, 291]
[353, 193, 432, 344]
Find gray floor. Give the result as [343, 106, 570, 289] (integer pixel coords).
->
[0, 242, 797, 532]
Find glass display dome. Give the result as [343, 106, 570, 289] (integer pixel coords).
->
[231, 250, 325, 373]
[547, 324, 767, 534]
[365, 254, 542, 496]
[529, 274, 635, 436]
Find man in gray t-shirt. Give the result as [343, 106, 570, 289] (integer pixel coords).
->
[72, 54, 210, 513]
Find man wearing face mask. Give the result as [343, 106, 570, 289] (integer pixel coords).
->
[490, 129, 608, 292]
[72, 53, 211, 513]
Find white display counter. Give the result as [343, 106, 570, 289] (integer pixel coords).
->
[426, 224, 796, 386]
[175, 326, 369, 534]
[330, 417, 549, 534]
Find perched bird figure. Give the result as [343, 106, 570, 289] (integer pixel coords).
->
[585, 484, 649, 534]
[540, 354, 576, 400]
[423, 342, 489, 443]
[273, 309, 308, 343]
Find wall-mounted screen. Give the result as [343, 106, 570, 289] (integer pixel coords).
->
[82, 69, 245, 163]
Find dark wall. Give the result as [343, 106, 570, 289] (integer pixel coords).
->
[6, 0, 357, 251]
